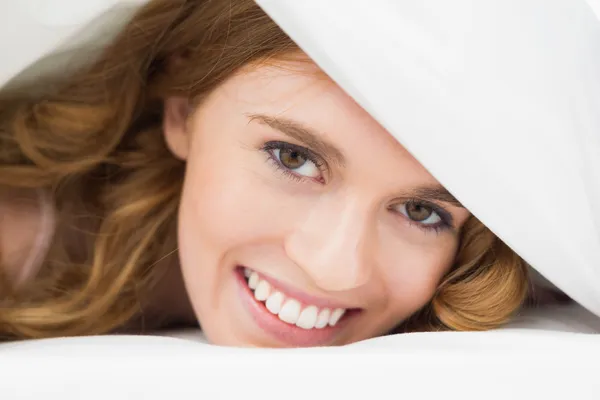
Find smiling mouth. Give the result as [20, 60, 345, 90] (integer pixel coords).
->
[241, 267, 349, 330]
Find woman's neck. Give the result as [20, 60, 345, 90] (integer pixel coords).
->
[0, 188, 55, 287]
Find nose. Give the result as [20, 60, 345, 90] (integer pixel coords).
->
[284, 194, 375, 292]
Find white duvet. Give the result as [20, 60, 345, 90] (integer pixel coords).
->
[1, 1, 599, 399]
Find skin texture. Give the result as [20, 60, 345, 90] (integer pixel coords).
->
[163, 60, 472, 347]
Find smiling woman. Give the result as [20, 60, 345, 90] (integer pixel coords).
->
[0, 0, 528, 347]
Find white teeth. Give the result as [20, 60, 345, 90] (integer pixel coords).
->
[248, 272, 259, 290]
[329, 308, 346, 326]
[265, 291, 284, 314]
[278, 299, 301, 324]
[315, 308, 331, 329]
[244, 270, 349, 329]
[296, 306, 319, 330]
[254, 280, 271, 302]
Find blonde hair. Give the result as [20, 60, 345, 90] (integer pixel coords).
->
[0, 0, 528, 340]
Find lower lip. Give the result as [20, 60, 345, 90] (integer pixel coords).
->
[234, 267, 353, 347]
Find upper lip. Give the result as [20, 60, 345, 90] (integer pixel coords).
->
[242, 266, 363, 311]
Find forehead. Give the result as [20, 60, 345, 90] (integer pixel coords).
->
[211, 59, 439, 186]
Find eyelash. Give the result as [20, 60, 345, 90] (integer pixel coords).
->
[261, 141, 327, 183]
[260, 141, 453, 234]
[395, 201, 453, 235]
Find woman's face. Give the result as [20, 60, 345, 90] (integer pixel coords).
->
[163, 59, 471, 348]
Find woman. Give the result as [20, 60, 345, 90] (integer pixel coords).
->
[0, 0, 529, 347]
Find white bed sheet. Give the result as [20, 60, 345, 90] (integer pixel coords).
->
[0, 304, 598, 400]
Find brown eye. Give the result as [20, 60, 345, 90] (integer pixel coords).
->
[266, 142, 322, 179]
[405, 201, 435, 222]
[393, 200, 450, 231]
[279, 148, 307, 170]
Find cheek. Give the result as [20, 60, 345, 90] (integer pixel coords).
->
[178, 149, 297, 256]
[176, 148, 291, 318]
[379, 237, 459, 310]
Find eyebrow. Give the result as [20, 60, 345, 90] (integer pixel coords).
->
[246, 113, 346, 167]
[247, 113, 464, 209]
[405, 186, 465, 208]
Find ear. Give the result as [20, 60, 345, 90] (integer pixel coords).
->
[163, 96, 192, 160]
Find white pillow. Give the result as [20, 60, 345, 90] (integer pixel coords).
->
[1, 316, 599, 400]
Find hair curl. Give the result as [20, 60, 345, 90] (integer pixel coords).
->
[0, 0, 529, 340]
